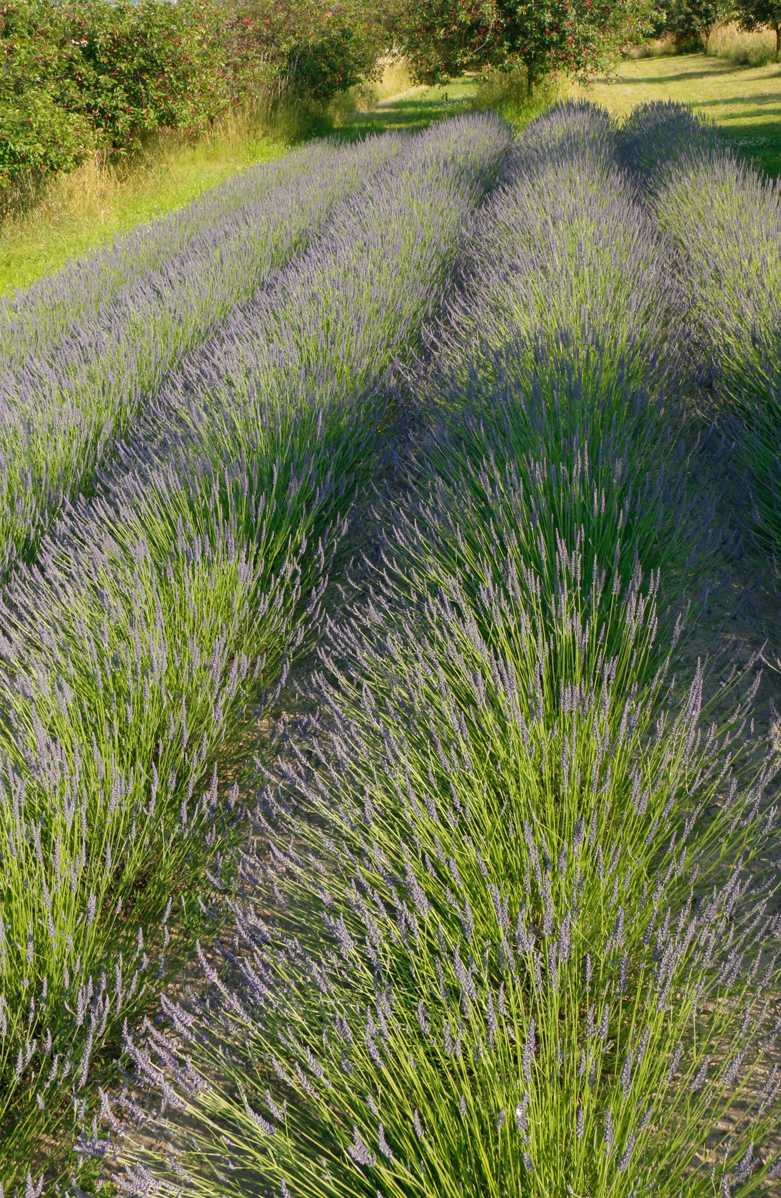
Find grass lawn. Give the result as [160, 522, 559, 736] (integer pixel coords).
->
[571, 51, 781, 176]
[339, 76, 483, 137]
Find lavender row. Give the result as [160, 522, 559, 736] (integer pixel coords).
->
[0, 135, 404, 586]
[620, 101, 781, 562]
[0, 113, 512, 1189]
[418, 100, 706, 651]
[104, 104, 780, 1198]
[0, 140, 356, 359]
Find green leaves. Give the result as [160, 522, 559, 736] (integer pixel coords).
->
[387, 0, 654, 86]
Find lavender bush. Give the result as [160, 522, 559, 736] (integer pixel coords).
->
[0, 113, 512, 1188]
[100, 105, 780, 1198]
[0, 142, 357, 356]
[620, 101, 781, 562]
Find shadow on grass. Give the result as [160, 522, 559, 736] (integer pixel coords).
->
[615, 64, 748, 84]
[335, 89, 480, 141]
[689, 95, 781, 175]
[611, 57, 781, 177]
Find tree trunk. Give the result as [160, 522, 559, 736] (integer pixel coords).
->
[776, 23, 780, 59]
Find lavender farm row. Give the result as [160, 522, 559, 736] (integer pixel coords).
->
[107, 105, 781, 1198]
[0, 114, 512, 1188]
[0, 141, 367, 360]
[619, 102, 781, 566]
[0, 135, 404, 585]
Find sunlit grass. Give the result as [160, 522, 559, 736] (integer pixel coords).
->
[571, 51, 781, 176]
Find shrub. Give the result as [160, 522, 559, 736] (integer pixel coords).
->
[620, 101, 781, 562]
[0, 113, 511, 1190]
[63, 0, 240, 151]
[0, 0, 95, 182]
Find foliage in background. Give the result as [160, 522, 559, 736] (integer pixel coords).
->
[0, 0, 386, 187]
[0, 0, 96, 179]
[651, 0, 733, 47]
[386, 0, 653, 85]
[233, 0, 387, 100]
[0, 0, 252, 185]
[1, 0, 660, 191]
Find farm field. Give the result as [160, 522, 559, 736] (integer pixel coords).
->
[1, 97, 780, 1197]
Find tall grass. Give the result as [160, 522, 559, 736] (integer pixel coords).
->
[100, 103, 781, 1198]
[0, 113, 512, 1189]
[707, 24, 779, 67]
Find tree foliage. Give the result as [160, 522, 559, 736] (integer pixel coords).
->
[1, 0, 659, 188]
[650, 0, 732, 45]
[385, 0, 653, 84]
[0, 0, 252, 183]
[231, 0, 386, 100]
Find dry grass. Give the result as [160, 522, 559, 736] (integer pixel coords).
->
[708, 23, 779, 67]
[633, 25, 778, 65]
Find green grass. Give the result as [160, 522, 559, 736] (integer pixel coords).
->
[572, 51, 781, 176]
[339, 76, 483, 137]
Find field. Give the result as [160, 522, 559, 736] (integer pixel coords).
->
[1, 89, 781, 1198]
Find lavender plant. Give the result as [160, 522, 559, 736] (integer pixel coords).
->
[100, 105, 780, 1198]
[0, 135, 403, 584]
[620, 101, 781, 562]
[0, 142, 347, 357]
[0, 113, 512, 1188]
[429, 101, 687, 405]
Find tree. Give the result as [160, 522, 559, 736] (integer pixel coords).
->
[230, 0, 386, 102]
[0, 0, 95, 183]
[734, 0, 781, 55]
[384, 0, 653, 86]
[652, 0, 733, 48]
